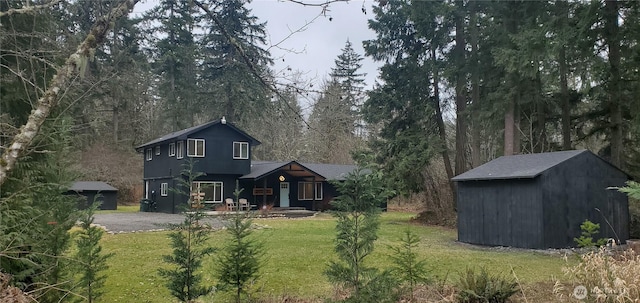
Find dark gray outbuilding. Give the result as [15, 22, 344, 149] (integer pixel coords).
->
[452, 150, 629, 249]
[67, 181, 118, 210]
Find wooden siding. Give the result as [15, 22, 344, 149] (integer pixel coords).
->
[70, 191, 118, 210]
[542, 152, 629, 248]
[189, 124, 251, 175]
[457, 150, 629, 249]
[143, 123, 252, 180]
[457, 179, 542, 248]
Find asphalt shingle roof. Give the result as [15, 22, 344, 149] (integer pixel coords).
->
[240, 161, 357, 181]
[135, 119, 260, 150]
[451, 150, 588, 181]
[69, 181, 118, 192]
[303, 163, 357, 181]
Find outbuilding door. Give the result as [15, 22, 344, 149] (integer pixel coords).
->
[280, 182, 290, 207]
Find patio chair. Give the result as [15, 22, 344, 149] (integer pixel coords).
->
[239, 198, 250, 211]
[225, 198, 235, 211]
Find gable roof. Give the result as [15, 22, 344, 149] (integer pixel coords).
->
[69, 181, 118, 192]
[240, 161, 357, 181]
[135, 118, 261, 151]
[303, 163, 358, 181]
[451, 150, 590, 181]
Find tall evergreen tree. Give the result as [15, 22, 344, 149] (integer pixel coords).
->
[147, 0, 201, 132]
[363, 0, 442, 197]
[198, 0, 272, 130]
[330, 40, 367, 137]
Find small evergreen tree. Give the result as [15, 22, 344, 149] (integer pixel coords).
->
[159, 161, 215, 303]
[215, 184, 264, 303]
[159, 211, 215, 302]
[388, 230, 431, 301]
[324, 167, 393, 302]
[73, 202, 113, 303]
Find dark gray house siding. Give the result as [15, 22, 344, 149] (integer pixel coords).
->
[453, 150, 629, 249]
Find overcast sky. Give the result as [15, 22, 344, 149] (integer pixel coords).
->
[247, 0, 380, 89]
[133, 0, 380, 89]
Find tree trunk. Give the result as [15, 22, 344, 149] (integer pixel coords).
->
[432, 48, 456, 212]
[534, 66, 546, 153]
[504, 99, 515, 156]
[432, 49, 454, 190]
[0, 0, 140, 187]
[558, 1, 571, 150]
[469, 1, 482, 167]
[454, 0, 468, 175]
[113, 106, 119, 144]
[604, 0, 623, 168]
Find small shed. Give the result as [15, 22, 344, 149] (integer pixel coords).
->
[67, 181, 118, 210]
[452, 150, 629, 249]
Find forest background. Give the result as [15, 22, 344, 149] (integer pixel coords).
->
[1, 0, 640, 296]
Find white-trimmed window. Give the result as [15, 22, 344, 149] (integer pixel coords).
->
[233, 142, 249, 159]
[161, 183, 168, 196]
[187, 139, 205, 157]
[191, 181, 223, 203]
[176, 141, 184, 159]
[169, 143, 176, 157]
[155, 146, 161, 156]
[298, 182, 322, 200]
[146, 148, 152, 161]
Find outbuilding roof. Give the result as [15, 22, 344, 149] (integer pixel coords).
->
[135, 118, 260, 151]
[451, 150, 589, 181]
[69, 181, 118, 192]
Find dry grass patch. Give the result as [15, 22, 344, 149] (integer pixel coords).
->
[554, 248, 640, 302]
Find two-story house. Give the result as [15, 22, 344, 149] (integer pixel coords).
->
[135, 117, 357, 213]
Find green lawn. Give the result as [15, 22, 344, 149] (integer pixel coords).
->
[100, 212, 568, 302]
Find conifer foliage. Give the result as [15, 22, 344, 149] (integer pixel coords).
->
[325, 167, 393, 302]
[159, 211, 215, 303]
[159, 162, 214, 303]
[215, 185, 264, 303]
[73, 203, 113, 303]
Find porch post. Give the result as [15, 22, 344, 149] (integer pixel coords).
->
[312, 179, 317, 211]
[262, 178, 267, 207]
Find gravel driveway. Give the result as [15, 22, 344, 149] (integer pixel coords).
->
[93, 212, 225, 233]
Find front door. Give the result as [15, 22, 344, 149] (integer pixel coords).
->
[279, 182, 290, 207]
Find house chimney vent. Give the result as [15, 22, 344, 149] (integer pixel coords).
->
[221, 116, 226, 124]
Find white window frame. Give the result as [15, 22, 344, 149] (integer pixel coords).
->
[161, 183, 168, 196]
[191, 181, 223, 203]
[176, 141, 184, 159]
[146, 148, 152, 161]
[298, 182, 322, 200]
[155, 146, 161, 156]
[169, 143, 176, 157]
[233, 141, 249, 159]
[187, 138, 205, 157]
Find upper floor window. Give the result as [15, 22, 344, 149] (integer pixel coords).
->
[298, 182, 322, 200]
[187, 139, 205, 157]
[233, 142, 249, 159]
[155, 146, 161, 156]
[176, 141, 184, 159]
[146, 148, 152, 161]
[161, 183, 168, 196]
[169, 143, 175, 156]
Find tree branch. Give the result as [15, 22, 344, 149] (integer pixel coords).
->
[0, 0, 140, 187]
[0, 0, 62, 18]
[193, 0, 310, 128]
